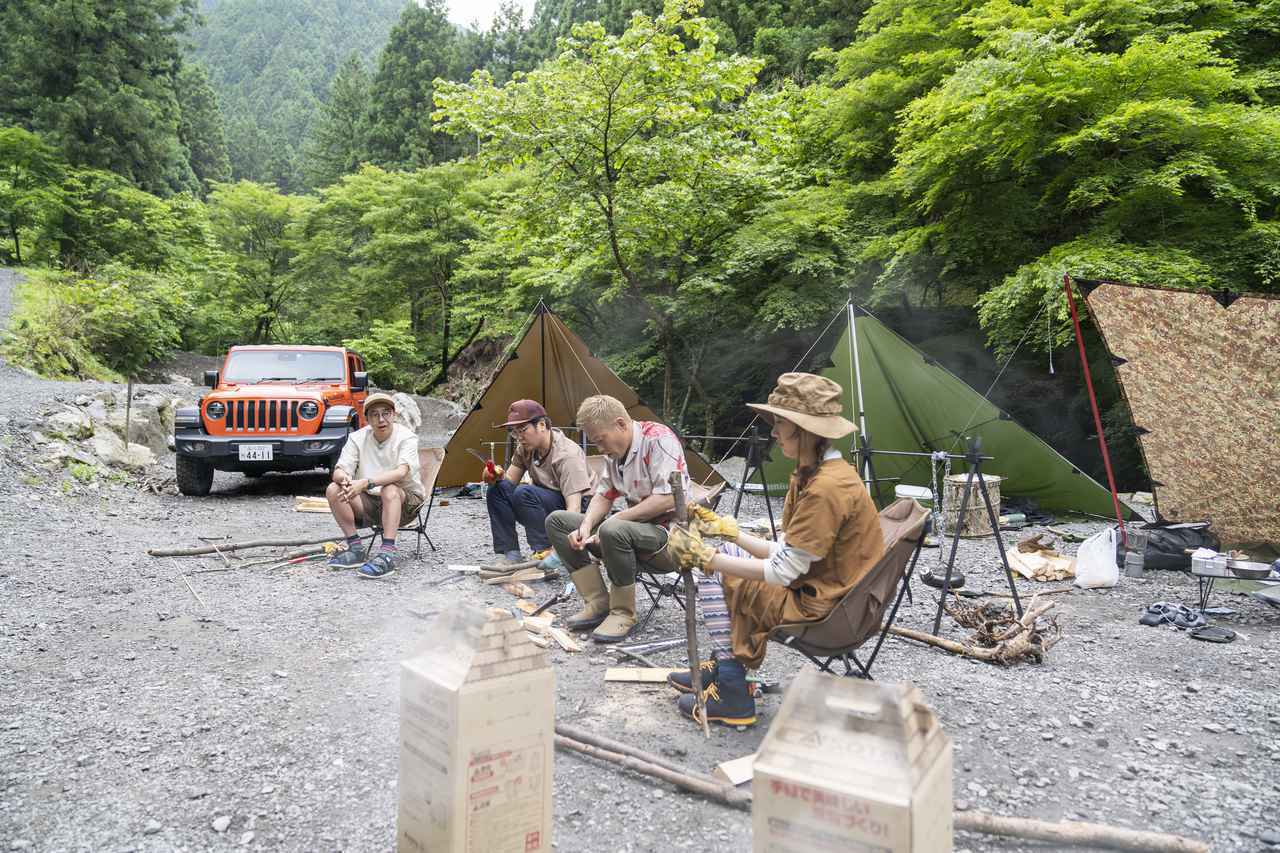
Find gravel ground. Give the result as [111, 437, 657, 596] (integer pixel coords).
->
[3, 267, 1280, 852]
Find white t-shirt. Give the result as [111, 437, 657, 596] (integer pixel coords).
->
[335, 423, 423, 500]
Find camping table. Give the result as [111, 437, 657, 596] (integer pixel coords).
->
[1189, 559, 1233, 611]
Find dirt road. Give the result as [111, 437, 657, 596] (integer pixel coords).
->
[2, 267, 1278, 851]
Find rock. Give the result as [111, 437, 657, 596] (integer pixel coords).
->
[212, 815, 232, 833]
[47, 409, 93, 440]
[90, 431, 156, 470]
[143, 819, 162, 835]
[391, 392, 422, 433]
[1186, 683, 1202, 693]
[239, 831, 255, 845]
[10, 841, 32, 850]
[1260, 829, 1280, 845]
[1203, 723, 1225, 734]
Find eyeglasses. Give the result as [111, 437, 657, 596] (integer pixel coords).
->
[368, 409, 395, 422]
[508, 422, 535, 436]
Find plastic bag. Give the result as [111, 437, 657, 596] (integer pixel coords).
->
[1074, 526, 1119, 589]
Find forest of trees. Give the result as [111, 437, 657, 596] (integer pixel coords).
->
[2, 0, 1278, 483]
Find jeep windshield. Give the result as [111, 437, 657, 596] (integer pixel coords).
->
[223, 350, 345, 384]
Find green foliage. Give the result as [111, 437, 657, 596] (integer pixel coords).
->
[437, 0, 778, 415]
[814, 0, 1280, 337]
[365, 0, 472, 169]
[0, 128, 67, 266]
[67, 462, 96, 483]
[0, 0, 202, 195]
[198, 180, 313, 346]
[189, 0, 405, 191]
[342, 320, 420, 391]
[175, 64, 233, 194]
[1, 266, 189, 380]
[303, 54, 373, 189]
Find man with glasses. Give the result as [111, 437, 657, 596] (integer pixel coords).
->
[325, 393, 424, 579]
[485, 400, 595, 566]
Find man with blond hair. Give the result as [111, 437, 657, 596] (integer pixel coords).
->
[545, 394, 690, 643]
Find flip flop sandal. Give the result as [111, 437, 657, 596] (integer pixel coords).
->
[1189, 625, 1235, 643]
[1172, 609, 1207, 630]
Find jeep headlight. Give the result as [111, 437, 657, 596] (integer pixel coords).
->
[206, 401, 226, 419]
[299, 401, 320, 419]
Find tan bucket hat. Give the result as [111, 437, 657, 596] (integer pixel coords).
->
[362, 392, 397, 416]
[746, 372, 856, 439]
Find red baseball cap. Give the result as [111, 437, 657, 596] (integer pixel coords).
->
[499, 399, 547, 427]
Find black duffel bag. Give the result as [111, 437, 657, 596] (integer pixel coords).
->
[1119, 522, 1220, 571]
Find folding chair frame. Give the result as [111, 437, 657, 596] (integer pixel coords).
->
[634, 569, 686, 635]
[363, 489, 438, 556]
[772, 523, 927, 681]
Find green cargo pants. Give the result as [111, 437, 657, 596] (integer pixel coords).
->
[545, 510, 676, 586]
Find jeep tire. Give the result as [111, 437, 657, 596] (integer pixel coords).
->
[176, 455, 214, 496]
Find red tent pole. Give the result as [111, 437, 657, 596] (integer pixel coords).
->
[1064, 274, 1128, 546]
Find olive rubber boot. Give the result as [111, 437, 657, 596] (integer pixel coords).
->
[565, 565, 609, 632]
[591, 583, 637, 644]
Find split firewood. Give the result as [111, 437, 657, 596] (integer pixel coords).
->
[478, 559, 540, 574]
[603, 667, 679, 683]
[482, 567, 551, 585]
[501, 581, 537, 599]
[524, 632, 550, 648]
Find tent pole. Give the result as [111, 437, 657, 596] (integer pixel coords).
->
[1064, 275, 1128, 546]
[539, 302, 546, 405]
[847, 300, 869, 481]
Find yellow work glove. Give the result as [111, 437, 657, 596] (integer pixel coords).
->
[666, 525, 715, 572]
[688, 504, 739, 541]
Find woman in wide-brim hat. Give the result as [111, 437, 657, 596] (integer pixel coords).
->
[664, 372, 885, 727]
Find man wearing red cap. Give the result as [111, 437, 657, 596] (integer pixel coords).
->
[486, 400, 595, 565]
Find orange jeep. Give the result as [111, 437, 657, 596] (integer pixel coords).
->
[173, 345, 369, 496]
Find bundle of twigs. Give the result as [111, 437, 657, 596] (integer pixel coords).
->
[890, 595, 1062, 665]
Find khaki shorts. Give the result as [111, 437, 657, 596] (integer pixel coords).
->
[357, 490, 425, 529]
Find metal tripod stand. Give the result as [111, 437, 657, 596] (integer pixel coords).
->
[730, 427, 778, 539]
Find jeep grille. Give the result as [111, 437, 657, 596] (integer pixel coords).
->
[226, 400, 303, 432]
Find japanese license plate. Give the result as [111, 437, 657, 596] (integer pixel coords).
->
[238, 443, 273, 462]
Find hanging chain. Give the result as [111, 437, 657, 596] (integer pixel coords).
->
[930, 450, 951, 565]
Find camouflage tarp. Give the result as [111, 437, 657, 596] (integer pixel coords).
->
[438, 305, 723, 488]
[1081, 280, 1280, 546]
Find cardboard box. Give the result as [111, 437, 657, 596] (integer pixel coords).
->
[752, 670, 951, 853]
[398, 607, 555, 853]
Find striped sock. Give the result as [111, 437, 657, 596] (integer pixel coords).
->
[380, 539, 397, 553]
[696, 545, 742, 660]
[346, 534, 361, 548]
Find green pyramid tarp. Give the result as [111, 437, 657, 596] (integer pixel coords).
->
[761, 307, 1126, 517]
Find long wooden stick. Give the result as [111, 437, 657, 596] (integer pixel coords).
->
[555, 729, 1208, 851]
[554, 734, 750, 810]
[955, 810, 1209, 853]
[148, 536, 337, 557]
[556, 723, 720, 783]
[670, 472, 709, 738]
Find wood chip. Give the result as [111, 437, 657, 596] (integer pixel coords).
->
[501, 581, 538, 599]
[525, 632, 550, 648]
[713, 753, 756, 786]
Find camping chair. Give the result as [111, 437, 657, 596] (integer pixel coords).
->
[365, 447, 446, 557]
[632, 479, 729, 634]
[768, 498, 929, 680]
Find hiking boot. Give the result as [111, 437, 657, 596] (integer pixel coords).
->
[591, 583, 637, 643]
[492, 550, 525, 566]
[565, 565, 609, 632]
[676, 661, 756, 727]
[328, 545, 366, 568]
[668, 659, 718, 694]
[357, 551, 398, 580]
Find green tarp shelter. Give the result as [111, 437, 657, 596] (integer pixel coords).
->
[761, 305, 1126, 517]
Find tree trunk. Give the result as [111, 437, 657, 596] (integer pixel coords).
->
[438, 287, 451, 379]
[125, 377, 133, 449]
[662, 332, 673, 420]
[9, 216, 20, 265]
[423, 318, 484, 393]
